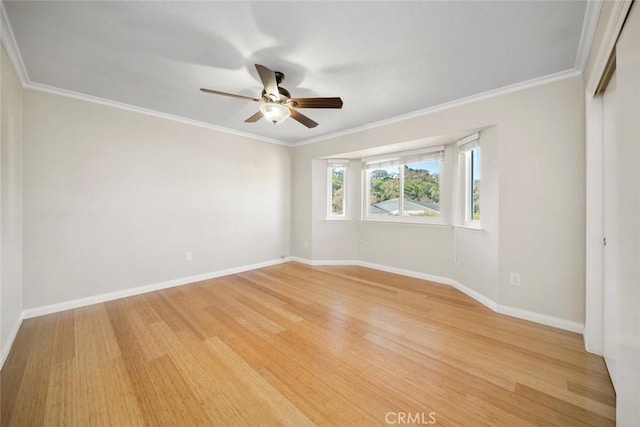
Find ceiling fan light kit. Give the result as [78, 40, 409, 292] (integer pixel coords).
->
[260, 102, 291, 124]
[200, 64, 343, 129]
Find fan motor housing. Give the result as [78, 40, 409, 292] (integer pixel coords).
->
[261, 86, 291, 100]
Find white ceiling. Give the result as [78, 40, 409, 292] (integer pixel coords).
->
[4, 1, 589, 144]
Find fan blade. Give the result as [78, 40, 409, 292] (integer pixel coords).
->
[255, 64, 279, 99]
[244, 111, 263, 123]
[290, 97, 343, 109]
[200, 88, 260, 102]
[290, 109, 319, 128]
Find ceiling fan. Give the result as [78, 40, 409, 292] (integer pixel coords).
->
[200, 64, 343, 128]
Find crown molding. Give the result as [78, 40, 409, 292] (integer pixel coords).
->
[0, 1, 29, 84]
[1, 0, 591, 149]
[293, 68, 582, 147]
[575, 0, 603, 72]
[25, 82, 291, 146]
[586, 0, 633, 95]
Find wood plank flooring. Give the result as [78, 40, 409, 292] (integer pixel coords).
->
[0, 262, 615, 426]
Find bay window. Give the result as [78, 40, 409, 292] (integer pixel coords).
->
[363, 148, 444, 223]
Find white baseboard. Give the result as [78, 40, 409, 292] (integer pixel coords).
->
[1, 311, 24, 369]
[22, 257, 290, 319]
[290, 257, 582, 334]
[356, 260, 499, 311]
[289, 256, 356, 266]
[496, 304, 584, 334]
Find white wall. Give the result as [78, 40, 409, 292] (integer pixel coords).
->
[22, 89, 290, 310]
[452, 126, 499, 302]
[309, 159, 358, 261]
[495, 78, 585, 322]
[359, 223, 454, 277]
[1, 44, 23, 364]
[291, 150, 313, 259]
[292, 74, 585, 325]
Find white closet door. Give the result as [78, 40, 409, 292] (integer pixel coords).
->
[602, 70, 618, 390]
[611, 3, 640, 424]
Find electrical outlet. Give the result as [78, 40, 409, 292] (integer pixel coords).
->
[185, 252, 192, 261]
[509, 272, 520, 286]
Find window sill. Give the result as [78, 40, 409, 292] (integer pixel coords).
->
[361, 218, 449, 227]
[453, 224, 484, 232]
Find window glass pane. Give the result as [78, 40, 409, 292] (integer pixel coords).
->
[403, 160, 440, 217]
[368, 166, 400, 216]
[471, 148, 480, 220]
[331, 166, 345, 216]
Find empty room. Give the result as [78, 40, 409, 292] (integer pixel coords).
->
[1, 1, 638, 425]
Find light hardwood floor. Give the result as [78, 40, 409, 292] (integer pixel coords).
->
[1, 262, 615, 426]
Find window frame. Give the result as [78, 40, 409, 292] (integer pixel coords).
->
[458, 134, 481, 227]
[362, 148, 445, 225]
[326, 160, 349, 220]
